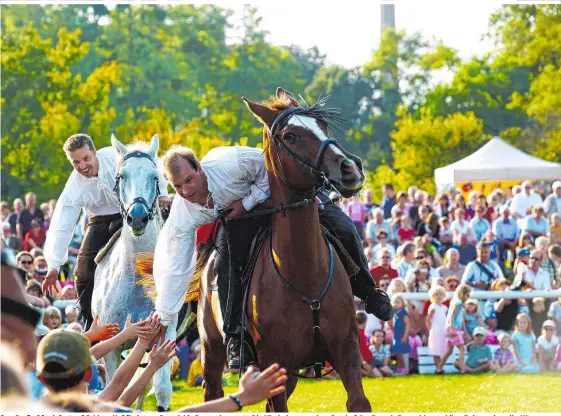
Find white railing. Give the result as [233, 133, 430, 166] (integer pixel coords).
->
[396, 289, 560, 301]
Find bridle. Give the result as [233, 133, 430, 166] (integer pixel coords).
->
[113, 150, 160, 221]
[267, 106, 338, 194]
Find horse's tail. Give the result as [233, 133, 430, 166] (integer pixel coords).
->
[135, 241, 214, 304]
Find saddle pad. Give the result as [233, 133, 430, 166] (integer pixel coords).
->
[94, 227, 122, 264]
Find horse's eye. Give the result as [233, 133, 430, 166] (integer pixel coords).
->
[284, 133, 297, 143]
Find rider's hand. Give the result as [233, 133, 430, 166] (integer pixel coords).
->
[42, 269, 60, 295]
[236, 364, 288, 406]
[158, 196, 171, 210]
[224, 199, 247, 220]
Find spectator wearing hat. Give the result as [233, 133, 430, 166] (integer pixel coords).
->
[365, 208, 395, 246]
[522, 205, 549, 240]
[462, 242, 504, 292]
[462, 327, 492, 373]
[371, 230, 396, 262]
[369, 248, 398, 286]
[544, 181, 561, 220]
[510, 181, 543, 219]
[537, 320, 559, 372]
[513, 247, 532, 276]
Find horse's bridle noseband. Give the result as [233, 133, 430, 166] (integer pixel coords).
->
[268, 106, 339, 191]
[113, 150, 160, 221]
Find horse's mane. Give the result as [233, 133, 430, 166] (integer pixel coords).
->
[117, 141, 156, 164]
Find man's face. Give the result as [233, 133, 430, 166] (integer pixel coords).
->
[363, 189, 373, 203]
[36, 259, 48, 270]
[18, 255, 33, 271]
[66, 146, 98, 178]
[379, 278, 390, 291]
[376, 212, 383, 223]
[25, 194, 36, 208]
[170, 158, 205, 204]
[524, 184, 532, 195]
[529, 253, 542, 271]
[379, 252, 391, 267]
[13, 199, 23, 213]
[449, 250, 459, 265]
[478, 246, 490, 263]
[556, 187, 561, 197]
[502, 209, 510, 220]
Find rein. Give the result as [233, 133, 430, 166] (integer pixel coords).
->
[113, 150, 160, 221]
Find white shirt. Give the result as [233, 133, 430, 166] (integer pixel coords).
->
[509, 192, 543, 218]
[153, 146, 270, 326]
[44, 147, 169, 271]
[537, 335, 559, 353]
[519, 266, 552, 290]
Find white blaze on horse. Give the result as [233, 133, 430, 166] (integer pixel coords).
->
[91, 134, 178, 410]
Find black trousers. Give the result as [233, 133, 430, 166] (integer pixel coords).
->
[75, 213, 122, 329]
[214, 196, 376, 340]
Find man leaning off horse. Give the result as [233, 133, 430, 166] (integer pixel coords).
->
[152, 144, 394, 369]
[42, 133, 171, 329]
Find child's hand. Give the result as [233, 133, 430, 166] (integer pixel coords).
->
[148, 339, 177, 370]
[139, 312, 163, 348]
[400, 336, 408, 345]
[86, 315, 119, 342]
[122, 314, 153, 340]
[237, 364, 287, 406]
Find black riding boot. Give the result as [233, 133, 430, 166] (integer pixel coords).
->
[318, 194, 394, 321]
[214, 217, 263, 369]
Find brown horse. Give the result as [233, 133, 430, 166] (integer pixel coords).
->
[196, 88, 371, 412]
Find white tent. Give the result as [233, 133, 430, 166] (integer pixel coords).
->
[434, 136, 561, 191]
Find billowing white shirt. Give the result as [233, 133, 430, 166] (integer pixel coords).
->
[44, 147, 169, 272]
[153, 146, 270, 326]
[510, 192, 543, 218]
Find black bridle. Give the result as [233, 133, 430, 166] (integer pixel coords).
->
[267, 106, 339, 193]
[113, 150, 160, 221]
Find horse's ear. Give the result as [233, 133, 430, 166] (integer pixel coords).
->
[148, 134, 159, 158]
[276, 87, 299, 107]
[242, 97, 277, 128]
[111, 133, 128, 156]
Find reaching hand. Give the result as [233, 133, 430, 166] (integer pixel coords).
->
[148, 339, 177, 369]
[122, 314, 154, 341]
[139, 312, 163, 348]
[236, 364, 288, 406]
[223, 199, 247, 220]
[86, 315, 119, 342]
[42, 269, 60, 296]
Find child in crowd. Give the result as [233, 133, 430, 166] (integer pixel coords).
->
[42, 306, 62, 330]
[187, 345, 203, 386]
[548, 296, 561, 335]
[537, 320, 559, 372]
[463, 327, 492, 373]
[438, 216, 453, 247]
[550, 213, 561, 239]
[389, 294, 411, 375]
[368, 329, 393, 377]
[397, 216, 415, 244]
[490, 332, 517, 373]
[529, 297, 548, 337]
[64, 305, 79, 327]
[512, 313, 540, 373]
[436, 284, 472, 374]
[356, 311, 375, 377]
[427, 286, 448, 366]
[464, 299, 484, 338]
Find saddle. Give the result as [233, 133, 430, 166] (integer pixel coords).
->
[94, 227, 122, 265]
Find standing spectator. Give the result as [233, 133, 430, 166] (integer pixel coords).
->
[453, 194, 471, 221]
[1, 201, 11, 222]
[510, 181, 543, 219]
[389, 294, 411, 375]
[362, 188, 377, 214]
[413, 206, 431, 237]
[381, 184, 396, 220]
[7, 198, 24, 236]
[551, 213, 561, 240]
[369, 248, 398, 286]
[17, 192, 45, 242]
[427, 286, 448, 367]
[437, 248, 466, 279]
[23, 219, 46, 252]
[2, 221, 23, 252]
[535, 236, 558, 286]
[511, 313, 540, 373]
[470, 206, 491, 242]
[544, 181, 561, 219]
[492, 206, 520, 257]
[478, 193, 495, 223]
[522, 205, 549, 240]
[466, 191, 479, 220]
[462, 242, 504, 291]
[392, 191, 410, 219]
[529, 297, 548, 337]
[365, 208, 395, 246]
[347, 195, 367, 239]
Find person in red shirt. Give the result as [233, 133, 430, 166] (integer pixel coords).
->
[397, 215, 415, 244]
[23, 218, 46, 252]
[370, 248, 399, 286]
[356, 311, 375, 377]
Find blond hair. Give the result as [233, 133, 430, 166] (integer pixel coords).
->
[454, 283, 472, 301]
[429, 285, 446, 303]
[160, 145, 199, 180]
[42, 306, 62, 328]
[514, 313, 533, 335]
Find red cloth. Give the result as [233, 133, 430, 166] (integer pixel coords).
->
[369, 265, 398, 286]
[358, 327, 373, 363]
[23, 229, 46, 252]
[196, 223, 215, 245]
[397, 227, 415, 242]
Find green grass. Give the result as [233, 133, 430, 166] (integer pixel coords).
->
[144, 373, 561, 412]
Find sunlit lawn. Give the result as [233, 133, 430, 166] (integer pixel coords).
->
[144, 372, 561, 412]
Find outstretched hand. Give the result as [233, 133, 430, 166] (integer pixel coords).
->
[85, 315, 119, 342]
[42, 269, 60, 296]
[236, 364, 288, 406]
[148, 339, 177, 369]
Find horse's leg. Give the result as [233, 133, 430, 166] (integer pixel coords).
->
[266, 375, 297, 413]
[153, 323, 176, 411]
[331, 341, 371, 412]
[201, 336, 226, 402]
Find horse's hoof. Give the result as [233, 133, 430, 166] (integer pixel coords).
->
[157, 406, 169, 412]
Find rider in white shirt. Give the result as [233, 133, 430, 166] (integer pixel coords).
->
[43, 134, 170, 328]
[153, 144, 393, 369]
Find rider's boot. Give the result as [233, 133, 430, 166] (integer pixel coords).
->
[226, 332, 257, 370]
[318, 194, 394, 321]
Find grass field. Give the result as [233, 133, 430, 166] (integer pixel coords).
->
[144, 373, 561, 412]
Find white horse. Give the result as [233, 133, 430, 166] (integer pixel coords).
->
[91, 134, 178, 411]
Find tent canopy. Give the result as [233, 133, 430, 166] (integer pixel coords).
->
[434, 136, 561, 191]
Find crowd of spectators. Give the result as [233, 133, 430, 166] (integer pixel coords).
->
[335, 180, 561, 376]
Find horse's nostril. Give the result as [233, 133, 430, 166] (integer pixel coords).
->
[142, 215, 149, 224]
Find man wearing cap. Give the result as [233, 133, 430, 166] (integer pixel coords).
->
[509, 181, 543, 219]
[462, 242, 504, 291]
[544, 181, 561, 220]
[463, 327, 492, 373]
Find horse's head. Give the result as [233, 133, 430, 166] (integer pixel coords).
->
[243, 88, 364, 196]
[112, 134, 161, 237]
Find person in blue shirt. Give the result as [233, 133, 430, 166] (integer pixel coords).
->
[492, 206, 520, 256]
[522, 205, 549, 241]
[470, 207, 491, 242]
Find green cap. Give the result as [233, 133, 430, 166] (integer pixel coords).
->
[36, 328, 94, 379]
